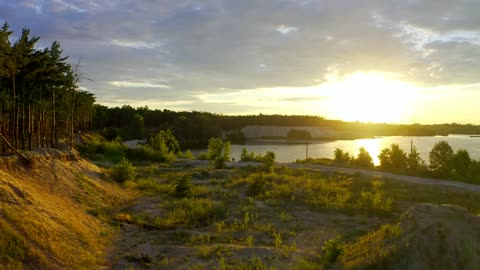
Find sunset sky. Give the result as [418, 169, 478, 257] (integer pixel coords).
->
[1, 0, 480, 124]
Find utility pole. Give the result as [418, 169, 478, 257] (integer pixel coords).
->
[410, 113, 416, 155]
[306, 139, 309, 160]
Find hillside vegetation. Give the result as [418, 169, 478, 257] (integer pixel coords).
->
[0, 149, 133, 269]
[107, 161, 480, 269]
[1, 142, 480, 269]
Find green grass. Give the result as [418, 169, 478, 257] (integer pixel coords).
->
[228, 168, 394, 216]
[108, 162, 480, 269]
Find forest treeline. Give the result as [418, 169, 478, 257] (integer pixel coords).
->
[0, 23, 95, 153]
[92, 105, 480, 149]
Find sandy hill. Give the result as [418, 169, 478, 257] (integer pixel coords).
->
[341, 203, 480, 270]
[0, 149, 130, 270]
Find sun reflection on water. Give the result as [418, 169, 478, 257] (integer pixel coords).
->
[354, 138, 382, 165]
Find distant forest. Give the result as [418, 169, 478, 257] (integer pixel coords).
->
[0, 23, 95, 153]
[92, 105, 480, 149]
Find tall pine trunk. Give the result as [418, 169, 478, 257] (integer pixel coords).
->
[51, 87, 56, 147]
[11, 73, 17, 149]
[28, 104, 32, 151]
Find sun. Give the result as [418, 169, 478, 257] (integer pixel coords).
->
[327, 72, 417, 123]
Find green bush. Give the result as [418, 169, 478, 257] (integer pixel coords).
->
[356, 181, 393, 215]
[322, 235, 345, 264]
[429, 140, 454, 178]
[111, 158, 136, 183]
[378, 144, 407, 171]
[197, 152, 207, 160]
[177, 149, 194, 159]
[173, 175, 192, 198]
[246, 174, 267, 196]
[103, 141, 127, 163]
[354, 147, 374, 168]
[240, 148, 263, 162]
[207, 138, 231, 169]
[148, 129, 180, 154]
[262, 151, 276, 173]
[334, 148, 351, 166]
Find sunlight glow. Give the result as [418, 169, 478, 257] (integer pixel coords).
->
[355, 138, 382, 165]
[195, 71, 422, 123]
[327, 72, 418, 123]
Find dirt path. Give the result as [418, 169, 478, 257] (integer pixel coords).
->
[280, 163, 480, 192]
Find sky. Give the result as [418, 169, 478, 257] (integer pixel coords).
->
[1, 0, 480, 124]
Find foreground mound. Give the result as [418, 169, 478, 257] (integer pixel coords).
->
[0, 149, 130, 270]
[341, 203, 480, 270]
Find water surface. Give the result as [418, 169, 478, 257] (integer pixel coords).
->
[228, 135, 480, 165]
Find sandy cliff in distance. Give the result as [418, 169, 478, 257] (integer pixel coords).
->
[0, 149, 131, 270]
[241, 125, 344, 140]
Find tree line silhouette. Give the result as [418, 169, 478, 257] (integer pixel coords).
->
[92, 105, 480, 149]
[0, 23, 95, 153]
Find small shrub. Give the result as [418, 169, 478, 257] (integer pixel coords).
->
[177, 149, 194, 159]
[262, 151, 276, 173]
[197, 152, 207, 160]
[246, 174, 267, 196]
[354, 147, 374, 168]
[322, 235, 345, 264]
[356, 181, 393, 215]
[207, 138, 231, 169]
[103, 141, 126, 162]
[110, 158, 136, 183]
[273, 232, 282, 248]
[173, 175, 192, 198]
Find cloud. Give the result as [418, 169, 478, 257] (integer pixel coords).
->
[108, 81, 170, 89]
[282, 97, 328, 102]
[275, 25, 298, 35]
[1, 0, 480, 121]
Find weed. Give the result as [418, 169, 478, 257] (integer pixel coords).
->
[293, 258, 323, 270]
[236, 256, 273, 270]
[158, 198, 218, 227]
[273, 232, 282, 248]
[215, 221, 225, 232]
[196, 246, 215, 260]
[280, 210, 293, 222]
[246, 235, 254, 247]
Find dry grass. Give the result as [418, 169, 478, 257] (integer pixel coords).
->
[341, 204, 480, 270]
[108, 165, 480, 270]
[0, 151, 134, 269]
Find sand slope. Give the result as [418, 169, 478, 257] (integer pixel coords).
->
[0, 149, 130, 270]
[341, 203, 480, 270]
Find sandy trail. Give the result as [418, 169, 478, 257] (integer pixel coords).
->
[280, 163, 480, 192]
[175, 159, 480, 192]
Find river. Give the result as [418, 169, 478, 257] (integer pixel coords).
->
[228, 135, 480, 165]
